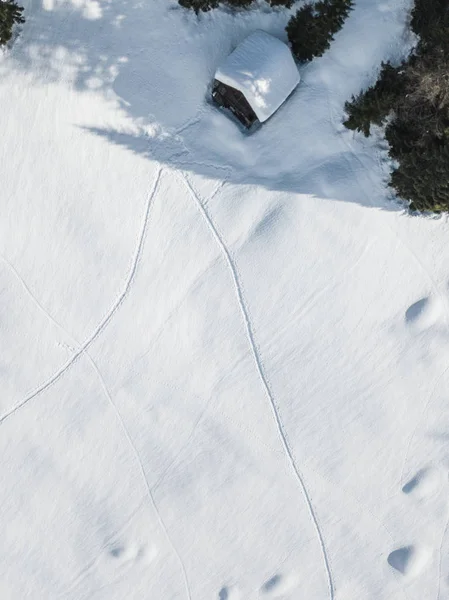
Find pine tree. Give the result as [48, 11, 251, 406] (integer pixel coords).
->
[286, 4, 321, 62]
[267, 0, 295, 8]
[411, 0, 448, 45]
[178, 0, 219, 13]
[179, 0, 253, 11]
[344, 62, 405, 136]
[225, 0, 254, 8]
[343, 0, 449, 212]
[286, 0, 353, 62]
[0, 0, 24, 46]
[390, 142, 449, 212]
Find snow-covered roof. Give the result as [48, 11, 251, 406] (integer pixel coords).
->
[215, 30, 300, 123]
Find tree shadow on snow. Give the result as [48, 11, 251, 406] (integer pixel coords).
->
[6, 0, 408, 208]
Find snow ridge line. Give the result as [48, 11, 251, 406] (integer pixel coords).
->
[182, 174, 335, 600]
[0, 166, 162, 426]
[87, 353, 192, 600]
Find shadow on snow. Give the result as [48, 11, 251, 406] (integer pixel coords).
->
[6, 0, 412, 207]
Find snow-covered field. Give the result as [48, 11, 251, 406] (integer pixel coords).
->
[2, 0, 449, 598]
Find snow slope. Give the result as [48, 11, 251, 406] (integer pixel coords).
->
[1, 0, 449, 598]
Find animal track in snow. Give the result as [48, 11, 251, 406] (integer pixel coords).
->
[402, 467, 443, 500]
[261, 574, 282, 594]
[218, 585, 240, 600]
[388, 465, 447, 584]
[218, 572, 295, 600]
[387, 545, 430, 579]
[109, 543, 139, 563]
[405, 296, 441, 331]
[109, 545, 126, 559]
[108, 542, 158, 566]
[260, 572, 296, 596]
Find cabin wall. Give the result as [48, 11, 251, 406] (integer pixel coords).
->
[212, 80, 258, 128]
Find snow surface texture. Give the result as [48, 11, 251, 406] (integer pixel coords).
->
[1, 0, 449, 599]
[214, 30, 300, 122]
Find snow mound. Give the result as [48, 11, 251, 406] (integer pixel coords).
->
[405, 296, 442, 330]
[387, 545, 430, 578]
[214, 30, 300, 123]
[402, 467, 443, 499]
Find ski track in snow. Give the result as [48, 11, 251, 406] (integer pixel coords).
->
[436, 513, 449, 600]
[4, 0, 449, 596]
[0, 166, 162, 426]
[86, 352, 192, 600]
[181, 173, 335, 600]
[0, 175, 192, 599]
[0, 254, 74, 340]
[56, 499, 147, 598]
[0, 86, 430, 600]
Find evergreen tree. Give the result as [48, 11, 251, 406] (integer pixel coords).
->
[286, 0, 353, 62]
[225, 0, 254, 8]
[267, 0, 295, 8]
[344, 62, 406, 136]
[179, 0, 253, 12]
[0, 0, 24, 46]
[390, 142, 449, 212]
[178, 0, 292, 13]
[178, 0, 219, 12]
[411, 0, 448, 45]
[343, 0, 449, 211]
[286, 4, 321, 62]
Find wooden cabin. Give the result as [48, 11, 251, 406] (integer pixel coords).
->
[212, 31, 300, 129]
